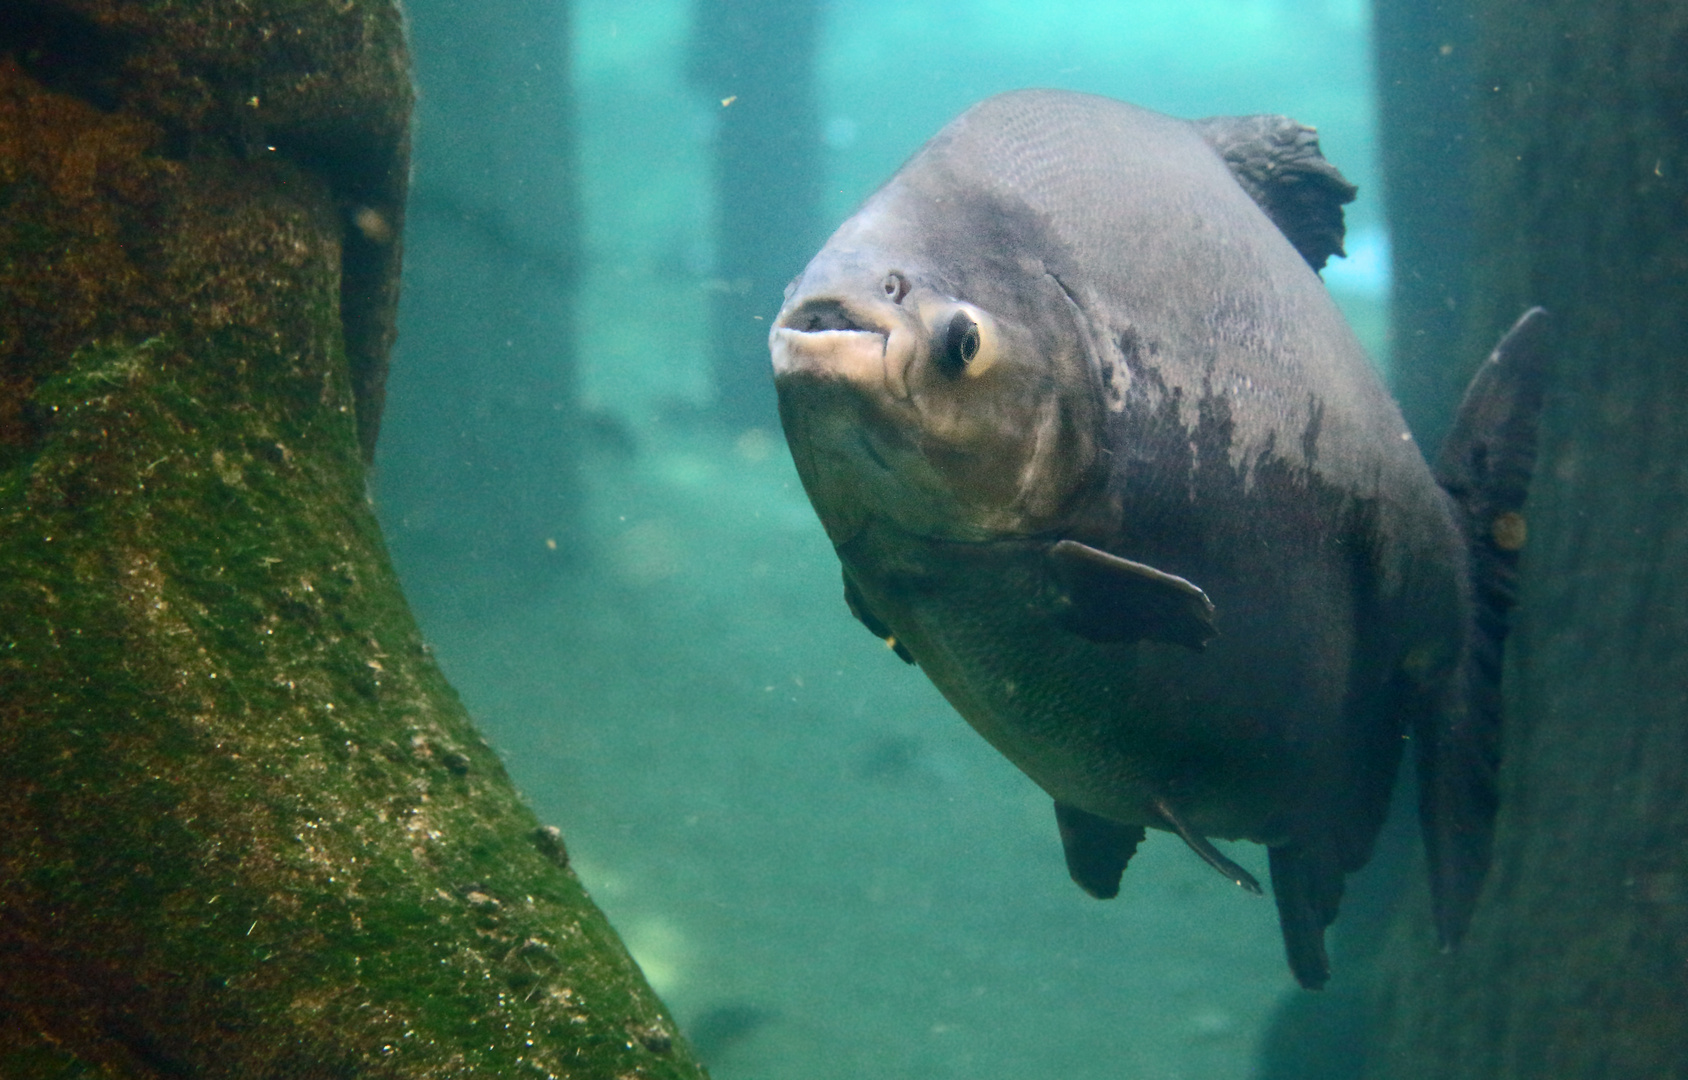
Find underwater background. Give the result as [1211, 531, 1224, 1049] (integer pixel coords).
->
[377, 2, 1393, 1076]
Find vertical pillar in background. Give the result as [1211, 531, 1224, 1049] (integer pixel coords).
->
[376, 0, 582, 611]
[1364, 2, 1688, 1077]
[1373, 0, 1476, 450]
[688, 0, 823, 429]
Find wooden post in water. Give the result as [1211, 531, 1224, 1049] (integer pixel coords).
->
[688, 0, 824, 428]
[1363, 1, 1688, 1075]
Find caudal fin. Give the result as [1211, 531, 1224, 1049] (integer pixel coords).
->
[1421, 308, 1552, 947]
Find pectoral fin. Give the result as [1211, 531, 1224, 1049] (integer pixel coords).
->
[1048, 540, 1216, 651]
[1054, 801, 1145, 899]
[843, 568, 914, 664]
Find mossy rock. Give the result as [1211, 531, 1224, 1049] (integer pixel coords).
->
[1, 0, 409, 458]
[0, 5, 707, 1077]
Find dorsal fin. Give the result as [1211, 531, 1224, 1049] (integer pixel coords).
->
[1190, 114, 1358, 271]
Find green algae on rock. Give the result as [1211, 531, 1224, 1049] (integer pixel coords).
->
[2, 338, 702, 1077]
[1, 0, 410, 458]
[0, 2, 707, 1076]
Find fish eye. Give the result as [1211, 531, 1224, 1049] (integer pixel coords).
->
[938, 311, 981, 375]
[881, 272, 910, 304]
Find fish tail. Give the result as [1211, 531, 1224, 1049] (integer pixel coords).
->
[1422, 307, 1552, 947]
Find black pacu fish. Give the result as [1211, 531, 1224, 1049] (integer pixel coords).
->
[769, 89, 1547, 988]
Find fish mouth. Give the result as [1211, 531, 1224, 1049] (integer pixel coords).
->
[779, 297, 885, 336]
[770, 293, 920, 483]
[770, 295, 917, 546]
[769, 295, 914, 400]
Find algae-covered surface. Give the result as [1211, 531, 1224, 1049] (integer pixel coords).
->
[0, 0, 411, 457]
[0, 4, 706, 1076]
[0, 330, 695, 1076]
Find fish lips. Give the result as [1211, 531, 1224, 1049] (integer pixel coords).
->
[770, 320, 927, 546]
[768, 302, 921, 398]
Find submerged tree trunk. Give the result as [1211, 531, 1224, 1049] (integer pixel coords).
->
[1365, 1, 1688, 1076]
[0, 3, 707, 1076]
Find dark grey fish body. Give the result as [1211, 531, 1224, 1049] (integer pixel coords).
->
[770, 90, 1547, 988]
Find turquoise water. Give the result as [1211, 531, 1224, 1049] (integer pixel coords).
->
[572, 0, 1386, 423]
[381, 3, 1388, 1075]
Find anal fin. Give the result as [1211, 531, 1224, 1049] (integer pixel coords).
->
[1047, 540, 1216, 651]
[1151, 797, 1262, 894]
[1054, 801, 1145, 899]
[1267, 843, 1344, 990]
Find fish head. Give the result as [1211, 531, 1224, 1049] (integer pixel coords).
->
[770, 196, 1102, 547]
